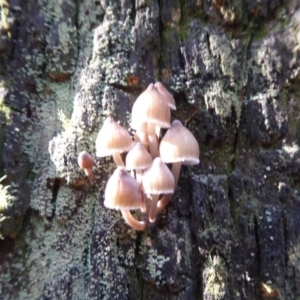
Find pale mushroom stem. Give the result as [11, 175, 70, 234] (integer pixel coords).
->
[140, 191, 147, 213]
[136, 170, 147, 213]
[156, 162, 181, 212]
[134, 124, 149, 149]
[84, 168, 96, 185]
[157, 193, 173, 213]
[121, 209, 146, 231]
[149, 194, 159, 223]
[148, 123, 159, 158]
[112, 152, 125, 167]
[172, 162, 182, 188]
[135, 170, 143, 185]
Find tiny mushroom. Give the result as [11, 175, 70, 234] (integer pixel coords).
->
[77, 151, 96, 185]
[104, 167, 146, 231]
[126, 142, 153, 213]
[142, 157, 174, 222]
[158, 119, 200, 211]
[126, 142, 153, 184]
[96, 116, 134, 167]
[131, 83, 171, 158]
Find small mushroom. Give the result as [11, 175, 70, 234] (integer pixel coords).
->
[158, 119, 200, 211]
[77, 151, 96, 185]
[142, 157, 174, 222]
[126, 142, 153, 184]
[126, 142, 153, 213]
[131, 83, 171, 158]
[96, 117, 134, 167]
[104, 167, 146, 231]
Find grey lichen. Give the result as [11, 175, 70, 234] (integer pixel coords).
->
[181, 26, 243, 125]
[204, 80, 240, 121]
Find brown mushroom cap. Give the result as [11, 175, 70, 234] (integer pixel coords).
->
[104, 167, 141, 210]
[78, 151, 95, 169]
[77, 151, 96, 185]
[131, 83, 171, 158]
[125, 142, 153, 171]
[154, 81, 176, 110]
[142, 157, 175, 195]
[96, 117, 134, 157]
[159, 119, 200, 165]
[131, 83, 171, 130]
[142, 157, 174, 222]
[104, 167, 146, 231]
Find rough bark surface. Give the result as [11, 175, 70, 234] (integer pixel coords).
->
[0, 0, 300, 299]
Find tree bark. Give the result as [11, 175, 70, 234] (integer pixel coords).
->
[0, 0, 300, 299]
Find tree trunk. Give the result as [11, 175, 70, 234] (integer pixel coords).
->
[1, 0, 300, 299]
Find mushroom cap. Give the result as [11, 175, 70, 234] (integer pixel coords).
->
[78, 151, 95, 169]
[126, 142, 153, 170]
[96, 117, 134, 157]
[104, 167, 141, 210]
[142, 157, 175, 194]
[159, 120, 200, 165]
[131, 83, 171, 130]
[154, 82, 176, 110]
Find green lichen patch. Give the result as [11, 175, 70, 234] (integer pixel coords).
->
[142, 245, 171, 286]
[0, 83, 11, 125]
[0, 102, 10, 122]
[204, 80, 240, 122]
[203, 254, 227, 300]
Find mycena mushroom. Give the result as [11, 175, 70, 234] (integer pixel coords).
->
[104, 167, 146, 231]
[77, 151, 96, 185]
[96, 116, 134, 167]
[158, 120, 200, 212]
[142, 157, 174, 222]
[131, 83, 171, 158]
[125, 142, 153, 213]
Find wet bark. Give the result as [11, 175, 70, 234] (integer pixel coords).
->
[0, 0, 300, 299]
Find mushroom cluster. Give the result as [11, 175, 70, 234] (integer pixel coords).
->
[78, 82, 200, 231]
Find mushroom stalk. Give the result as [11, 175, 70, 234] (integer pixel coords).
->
[148, 123, 159, 158]
[112, 153, 125, 167]
[121, 209, 146, 231]
[140, 191, 147, 213]
[156, 162, 181, 212]
[84, 168, 95, 185]
[157, 193, 173, 213]
[135, 170, 143, 185]
[136, 170, 147, 213]
[172, 162, 182, 188]
[134, 134, 149, 152]
[149, 194, 159, 223]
